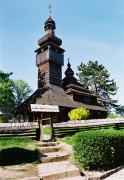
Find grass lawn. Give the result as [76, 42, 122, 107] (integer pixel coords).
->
[42, 125, 51, 135]
[0, 137, 36, 150]
[0, 137, 39, 166]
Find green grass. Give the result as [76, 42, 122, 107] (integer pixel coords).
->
[0, 137, 39, 166]
[43, 125, 51, 135]
[59, 135, 74, 145]
[0, 137, 35, 150]
[107, 114, 124, 119]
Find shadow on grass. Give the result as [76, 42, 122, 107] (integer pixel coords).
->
[0, 147, 39, 166]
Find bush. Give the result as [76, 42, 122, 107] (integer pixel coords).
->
[107, 113, 118, 119]
[107, 113, 124, 119]
[0, 115, 7, 123]
[68, 108, 90, 121]
[72, 130, 124, 170]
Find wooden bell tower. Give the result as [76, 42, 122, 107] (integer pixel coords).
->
[35, 16, 65, 88]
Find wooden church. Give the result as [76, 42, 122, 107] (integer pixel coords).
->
[14, 15, 107, 122]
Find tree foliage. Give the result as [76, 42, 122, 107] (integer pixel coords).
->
[0, 70, 33, 117]
[115, 105, 124, 116]
[13, 80, 33, 106]
[0, 116, 8, 123]
[0, 71, 15, 111]
[77, 61, 118, 109]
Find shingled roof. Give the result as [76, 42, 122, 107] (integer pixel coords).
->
[14, 84, 107, 114]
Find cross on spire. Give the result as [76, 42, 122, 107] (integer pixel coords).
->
[67, 58, 71, 68]
[48, 3, 52, 17]
[68, 58, 70, 63]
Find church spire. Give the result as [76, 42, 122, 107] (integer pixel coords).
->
[62, 59, 77, 88]
[44, 3, 56, 35]
[65, 58, 74, 77]
[44, 16, 56, 33]
[35, 7, 65, 88]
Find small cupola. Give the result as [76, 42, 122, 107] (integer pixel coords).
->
[62, 59, 77, 88]
[37, 16, 62, 47]
[44, 16, 56, 33]
[65, 60, 75, 77]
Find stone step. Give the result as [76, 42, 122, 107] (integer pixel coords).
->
[40, 151, 69, 163]
[37, 145, 62, 153]
[36, 142, 59, 147]
[38, 161, 81, 180]
[18, 177, 40, 180]
[59, 176, 86, 180]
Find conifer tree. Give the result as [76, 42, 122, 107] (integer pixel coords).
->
[77, 60, 118, 109]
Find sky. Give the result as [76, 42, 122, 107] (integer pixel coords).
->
[0, 0, 124, 105]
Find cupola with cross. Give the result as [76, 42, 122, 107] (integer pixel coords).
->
[35, 15, 65, 88]
[62, 59, 77, 88]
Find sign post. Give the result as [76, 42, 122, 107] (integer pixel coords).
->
[30, 104, 59, 141]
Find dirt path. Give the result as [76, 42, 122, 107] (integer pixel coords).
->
[0, 163, 38, 180]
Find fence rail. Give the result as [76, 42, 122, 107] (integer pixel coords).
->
[0, 119, 124, 139]
[0, 122, 39, 132]
[53, 118, 124, 128]
[53, 118, 124, 137]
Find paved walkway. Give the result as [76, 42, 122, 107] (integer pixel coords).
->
[105, 168, 124, 180]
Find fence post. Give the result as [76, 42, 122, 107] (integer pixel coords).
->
[36, 128, 41, 141]
[36, 113, 42, 141]
[50, 114, 55, 141]
[115, 123, 120, 130]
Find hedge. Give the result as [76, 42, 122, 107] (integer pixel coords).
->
[72, 129, 124, 170]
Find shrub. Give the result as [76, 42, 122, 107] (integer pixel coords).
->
[107, 113, 118, 119]
[0, 115, 8, 123]
[68, 108, 90, 121]
[107, 113, 124, 119]
[72, 130, 124, 170]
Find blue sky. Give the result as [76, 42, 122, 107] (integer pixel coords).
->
[0, 0, 124, 105]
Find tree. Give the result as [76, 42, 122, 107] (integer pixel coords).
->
[13, 80, 33, 106]
[77, 60, 118, 109]
[115, 105, 124, 116]
[0, 71, 15, 112]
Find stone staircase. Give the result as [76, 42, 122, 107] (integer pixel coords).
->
[37, 142, 86, 180]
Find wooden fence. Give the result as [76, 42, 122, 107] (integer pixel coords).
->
[0, 122, 39, 138]
[53, 118, 124, 137]
[0, 119, 124, 139]
[0, 122, 39, 132]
